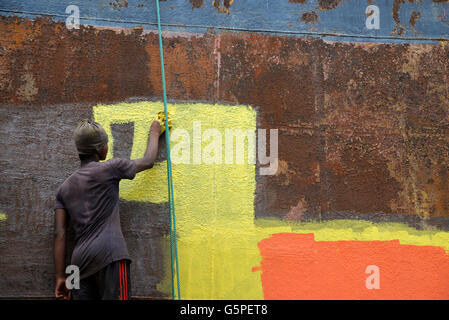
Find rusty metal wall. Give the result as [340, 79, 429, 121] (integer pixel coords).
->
[0, 0, 448, 299]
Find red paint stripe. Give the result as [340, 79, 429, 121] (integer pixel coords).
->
[124, 262, 128, 300]
[122, 261, 125, 300]
[119, 261, 123, 300]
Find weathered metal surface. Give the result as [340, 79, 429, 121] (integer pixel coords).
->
[0, 1, 448, 299]
[1, 0, 448, 41]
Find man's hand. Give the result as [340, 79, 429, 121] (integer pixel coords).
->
[156, 111, 172, 134]
[150, 119, 162, 136]
[55, 277, 70, 300]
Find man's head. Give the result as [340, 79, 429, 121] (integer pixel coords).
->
[74, 119, 109, 161]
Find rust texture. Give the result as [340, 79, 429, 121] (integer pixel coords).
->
[0, 15, 448, 297]
[220, 35, 448, 224]
[301, 11, 319, 23]
[393, 0, 407, 35]
[0, 16, 152, 104]
[212, 0, 234, 13]
[288, 0, 344, 10]
[317, 0, 343, 10]
[410, 11, 421, 27]
[392, 0, 426, 35]
[189, 0, 204, 9]
[109, 0, 129, 9]
[288, 0, 343, 10]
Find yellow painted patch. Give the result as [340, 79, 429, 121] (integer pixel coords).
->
[95, 101, 170, 203]
[94, 101, 449, 300]
[95, 101, 260, 299]
[0, 212, 6, 221]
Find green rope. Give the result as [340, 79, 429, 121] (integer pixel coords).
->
[155, 0, 181, 300]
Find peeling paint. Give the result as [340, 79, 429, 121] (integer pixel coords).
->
[317, 0, 343, 11]
[410, 11, 421, 27]
[189, 0, 204, 9]
[301, 11, 319, 24]
[392, 0, 425, 35]
[109, 0, 129, 10]
[212, 0, 234, 14]
[17, 70, 38, 103]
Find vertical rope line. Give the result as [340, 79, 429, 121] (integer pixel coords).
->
[155, 0, 181, 300]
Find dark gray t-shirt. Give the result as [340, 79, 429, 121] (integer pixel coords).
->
[55, 158, 136, 279]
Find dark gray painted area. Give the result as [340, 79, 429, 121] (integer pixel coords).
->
[0, 103, 170, 298]
[0, 103, 91, 297]
[118, 199, 170, 299]
[111, 122, 135, 160]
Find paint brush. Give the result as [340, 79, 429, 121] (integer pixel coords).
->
[156, 110, 172, 135]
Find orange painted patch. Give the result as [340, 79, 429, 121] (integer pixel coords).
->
[257, 233, 449, 299]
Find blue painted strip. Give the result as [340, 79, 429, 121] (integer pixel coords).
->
[0, 0, 447, 43]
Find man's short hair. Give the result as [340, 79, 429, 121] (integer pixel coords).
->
[74, 119, 109, 156]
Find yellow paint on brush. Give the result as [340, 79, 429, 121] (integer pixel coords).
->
[94, 101, 449, 300]
[0, 212, 6, 221]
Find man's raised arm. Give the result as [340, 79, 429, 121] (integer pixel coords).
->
[133, 120, 162, 173]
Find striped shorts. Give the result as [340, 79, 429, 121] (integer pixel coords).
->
[71, 259, 131, 300]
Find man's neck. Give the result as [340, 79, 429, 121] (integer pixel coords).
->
[80, 155, 100, 167]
